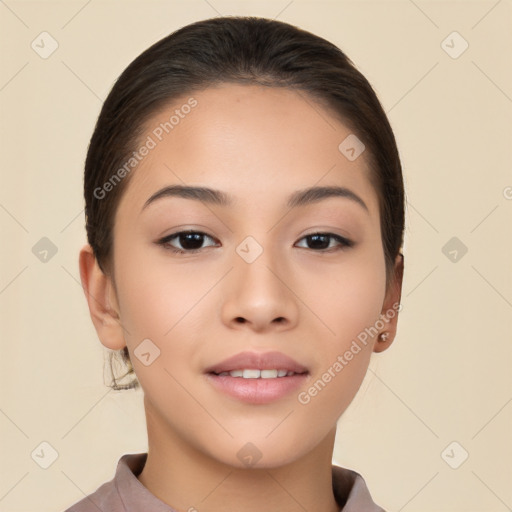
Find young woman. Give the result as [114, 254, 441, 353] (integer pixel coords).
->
[66, 15, 405, 512]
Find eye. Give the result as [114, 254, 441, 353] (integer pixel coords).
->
[295, 232, 354, 252]
[157, 230, 354, 254]
[157, 230, 218, 254]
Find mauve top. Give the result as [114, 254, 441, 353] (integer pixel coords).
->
[63, 453, 385, 512]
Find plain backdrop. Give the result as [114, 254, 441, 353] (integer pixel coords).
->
[1, 1, 511, 511]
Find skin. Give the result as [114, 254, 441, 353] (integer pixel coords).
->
[79, 83, 403, 512]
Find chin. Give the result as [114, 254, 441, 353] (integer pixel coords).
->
[205, 433, 321, 471]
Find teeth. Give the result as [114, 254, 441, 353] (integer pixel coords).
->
[216, 369, 298, 378]
[242, 369, 260, 379]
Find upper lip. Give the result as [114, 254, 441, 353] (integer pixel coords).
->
[204, 351, 309, 374]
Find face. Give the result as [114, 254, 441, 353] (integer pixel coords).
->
[90, 83, 401, 468]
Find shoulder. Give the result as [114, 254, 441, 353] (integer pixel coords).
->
[62, 453, 147, 512]
[62, 478, 121, 512]
[332, 465, 386, 511]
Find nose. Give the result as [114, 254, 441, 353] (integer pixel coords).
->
[220, 243, 299, 334]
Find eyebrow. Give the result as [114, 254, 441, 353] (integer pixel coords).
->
[141, 184, 369, 213]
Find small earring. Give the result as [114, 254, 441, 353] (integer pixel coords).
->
[379, 332, 389, 342]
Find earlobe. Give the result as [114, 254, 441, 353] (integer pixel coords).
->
[78, 244, 126, 350]
[374, 253, 404, 354]
[374, 331, 393, 353]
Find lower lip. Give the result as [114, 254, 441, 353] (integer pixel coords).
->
[205, 373, 308, 404]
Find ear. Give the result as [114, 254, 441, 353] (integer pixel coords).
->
[373, 252, 404, 353]
[78, 244, 126, 350]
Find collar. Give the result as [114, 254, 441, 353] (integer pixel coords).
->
[114, 452, 385, 512]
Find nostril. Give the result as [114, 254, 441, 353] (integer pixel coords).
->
[234, 317, 285, 324]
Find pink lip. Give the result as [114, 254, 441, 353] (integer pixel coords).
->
[204, 350, 308, 374]
[203, 351, 309, 405]
[205, 373, 308, 405]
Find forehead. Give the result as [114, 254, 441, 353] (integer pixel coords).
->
[117, 83, 379, 219]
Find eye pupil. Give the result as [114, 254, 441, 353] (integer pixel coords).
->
[308, 234, 329, 250]
[180, 232, 204, 250]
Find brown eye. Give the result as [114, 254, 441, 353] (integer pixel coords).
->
[295, 233, 353, 251]
[157, 231, 217, 254]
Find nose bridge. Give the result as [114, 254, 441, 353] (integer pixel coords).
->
[235, 232, 286, 298]
[220, 232, 298, 330]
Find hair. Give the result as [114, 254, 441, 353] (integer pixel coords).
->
[83, 16, 405, 391]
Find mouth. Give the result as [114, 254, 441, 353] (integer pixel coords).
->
[209, 369, 306, 378]
[204, 351, 309, 404]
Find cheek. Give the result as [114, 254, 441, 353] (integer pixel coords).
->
[297, 245, 386, 405]
[114, 236, 201, 329]
[112, 244, 172, 345]
[296, 268, 385, 426]
[113, 244, 211, 383]
[301, 245, 386, 343]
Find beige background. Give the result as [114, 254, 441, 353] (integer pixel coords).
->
[1, 1, 511, 511]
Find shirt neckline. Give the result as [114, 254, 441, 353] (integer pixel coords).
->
[114, 452, 384, 512]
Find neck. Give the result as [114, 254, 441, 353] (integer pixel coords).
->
[137, 400, 341, 512]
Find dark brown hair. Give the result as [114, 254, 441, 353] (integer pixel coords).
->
[84, 16, 405, 391]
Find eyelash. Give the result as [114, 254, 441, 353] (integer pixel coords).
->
[156, 230, 354, 255]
